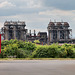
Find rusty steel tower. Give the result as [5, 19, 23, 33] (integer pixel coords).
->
[47, 21, 72, 43]
[1, 21, 27, 40]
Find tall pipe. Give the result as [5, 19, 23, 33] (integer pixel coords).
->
[30, 30, 31, 36]
[34, 30, 36, 36]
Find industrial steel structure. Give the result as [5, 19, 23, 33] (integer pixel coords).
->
[1, 21, 27, 40]
[1, 20, 75, 44]
[47, 21, 72, 43]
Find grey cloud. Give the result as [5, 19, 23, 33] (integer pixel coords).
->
[0, 0, 45, 16]
[0, 0, 75, 10]
[43, 0, 75, 10]
[0, 0, 75, 38]
[0, 7, 45, 16]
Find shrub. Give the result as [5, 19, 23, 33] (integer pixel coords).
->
[32, 44, 59, 58]
[65, 46, 74, 57]
[31, 46, 48, 58]
[34, 40, 40, 44]
[57, 47, 67, 58]
[4, 44, 18, 57]
[24, 42, 36, 52]
[1, 40, 36, 58]
[1, 40, 10, 49]
[0, 49, 7, 58]
[16, 49, 27, 58]
[58, 44, 75, 58]
[1, 39, 75, 58]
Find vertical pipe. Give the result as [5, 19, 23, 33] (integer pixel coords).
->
[34, 30, 36, 36]
[30, 30, 31, 36]
[48, 30, 50, 42]
[14, 26, 16, 39]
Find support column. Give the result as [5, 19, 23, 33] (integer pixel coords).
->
[67, 31, 69, 39]
[21, 31, 24, 40]
[64, 30, 67, 42]
[5, 30, 9, 40]
[51, 30, 53, 42]
[48, 30, 50, 42]
[57, 30, 60, 41]
[14, 26, 16, 39]
[5, 26, 9, 40]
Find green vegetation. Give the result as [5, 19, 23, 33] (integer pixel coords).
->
[34, 40, 40, 44]
[0, 39, 75, 58]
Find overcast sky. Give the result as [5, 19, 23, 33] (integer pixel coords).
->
[0, 0, 75, 38]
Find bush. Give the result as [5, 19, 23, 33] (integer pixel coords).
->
[31, 46, 48, 58]
[34, 40, 40, 44]
[1, 39, 36, 58]
[58, 44, 75, 58]
[1, 40, 75, 58]
[57, 47, 67, 58]
[0, 49, 7, 58]
[4, 44, 18, 57]
[65, 46, 74, 57]
[16, 49, 27, 58]
[32, 44, 59, 58]
[24, 42, 36, 52]
[1, 40, 10, 49]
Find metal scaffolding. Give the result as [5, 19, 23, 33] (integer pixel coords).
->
[47, 21, 72, 43]
[1, 21, 28, 40]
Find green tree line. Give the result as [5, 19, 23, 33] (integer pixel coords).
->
[0, 39, 75, 58]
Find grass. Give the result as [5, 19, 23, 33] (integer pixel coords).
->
[0, 58, 75, 60]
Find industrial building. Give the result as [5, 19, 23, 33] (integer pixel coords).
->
[26, 30, 40, 42]
[37, 32, 47, 43]
[1, 21, 47, 44]
[26, 30, 47, 44]
[1, 21, 27, 40]
[47, 21, 72, 43]
[1, 20, 75, 44]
